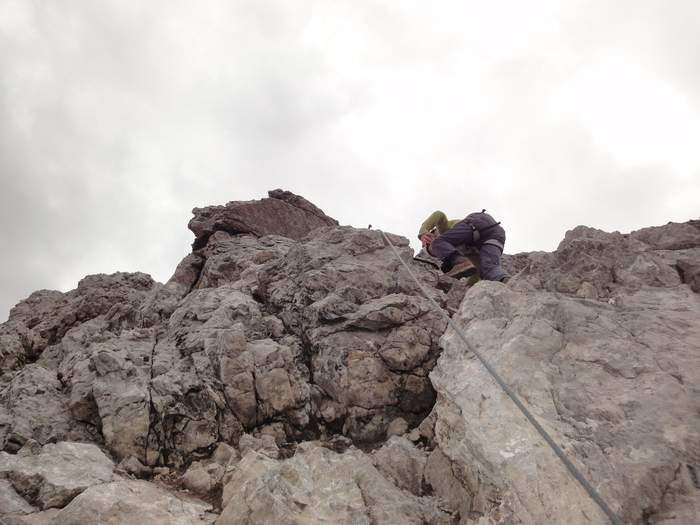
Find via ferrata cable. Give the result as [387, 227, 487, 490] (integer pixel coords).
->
[378, 229, 625, 525]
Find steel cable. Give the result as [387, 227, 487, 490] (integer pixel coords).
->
[378, 229, 625, 525]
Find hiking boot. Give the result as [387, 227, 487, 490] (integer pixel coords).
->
[446, 258, 476, 280]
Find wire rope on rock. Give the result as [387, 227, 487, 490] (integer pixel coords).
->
[378, 229, 625, 525]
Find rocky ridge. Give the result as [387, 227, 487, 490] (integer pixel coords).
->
[1, 190, 699, 524]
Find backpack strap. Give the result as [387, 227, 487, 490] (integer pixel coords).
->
[463, 210, 502, 243]
[472, 221, 501, 242]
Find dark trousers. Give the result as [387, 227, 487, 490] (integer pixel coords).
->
[432, 218, 511, 282]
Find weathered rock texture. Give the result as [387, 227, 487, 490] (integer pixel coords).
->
[188, 188, 339, 250]
[430, 222, 700, 525]
[1, 189, 699, 524]
[0, 441, 115, 510]
[217, 441, 453, 525]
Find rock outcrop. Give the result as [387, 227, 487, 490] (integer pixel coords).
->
[188, 188, 339, 250]
[1, 189, 699, 524]
[427, 222, 700, 524]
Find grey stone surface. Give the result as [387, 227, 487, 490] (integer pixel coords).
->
[0, 191, 698, 524]
[218, 443, 453, 525]
[430, 221, 700, 524]
[46, 480, 213, 525]
[0, 441, 115, 510]
[188, 188, 339, 250]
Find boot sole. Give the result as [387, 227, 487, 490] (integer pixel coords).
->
[447, 265, 477, 279]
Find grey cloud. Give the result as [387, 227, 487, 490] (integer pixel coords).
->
[1, 0, 700, 322]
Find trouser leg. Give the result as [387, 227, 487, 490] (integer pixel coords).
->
[479, 243, 511, 282]
[431, 221, 474, 264]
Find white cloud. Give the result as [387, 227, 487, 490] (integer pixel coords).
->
[1, 0, 699, 321]
[554, 58, 700, 171]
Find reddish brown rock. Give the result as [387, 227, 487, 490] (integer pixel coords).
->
[188, 188, 339, 250]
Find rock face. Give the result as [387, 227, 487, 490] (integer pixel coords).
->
[430, 223, 700, 525]
[0, 441, 116, 510]
[188, 188, 339, 250]
[1, 190, 699, 525]
[217, 441, 452, 525]
[47, 479, 213, 525]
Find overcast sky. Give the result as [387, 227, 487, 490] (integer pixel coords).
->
[1, 0, 699, 321]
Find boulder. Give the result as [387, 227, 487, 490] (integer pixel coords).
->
[218, 443, 453, 525]
[188, 189, 339, 250]
[0, 441, 115, 510]
[372, 435, 429, 496]
[0, 273, 155, 373]
[0, 478, 38, 517]
[258, 226, 448, 443]
[46, 480, 213, 525]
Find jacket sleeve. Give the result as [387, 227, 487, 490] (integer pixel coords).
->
[418, 211, 450, 238]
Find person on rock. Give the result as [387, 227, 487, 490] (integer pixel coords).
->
[418, 210, 511, 283]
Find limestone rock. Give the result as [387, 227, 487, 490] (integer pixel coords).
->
[0, 191, 698, 524]
[0, 441, 115, 510]
[188, 188, 338, 250]
[258, 227, 447, 442]
[46, 480, 213, 525]
[1, 192, 452, 466]
[116, 455, 152, 479]
[0, 478, 38, 517]
[502, 221, 700, 297]
[218, 443, 453, 525]
[2, 508, 61, 525]
[0, 272, 155, 373]
[423, 447, 471, 520]
[372, 435, 428, 496]
[181, 464, 214, 494]
[428, 220, 700, 524]
[0, 365, 78, 453]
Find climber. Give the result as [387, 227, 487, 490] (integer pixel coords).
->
[418, 210, 511, 283]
